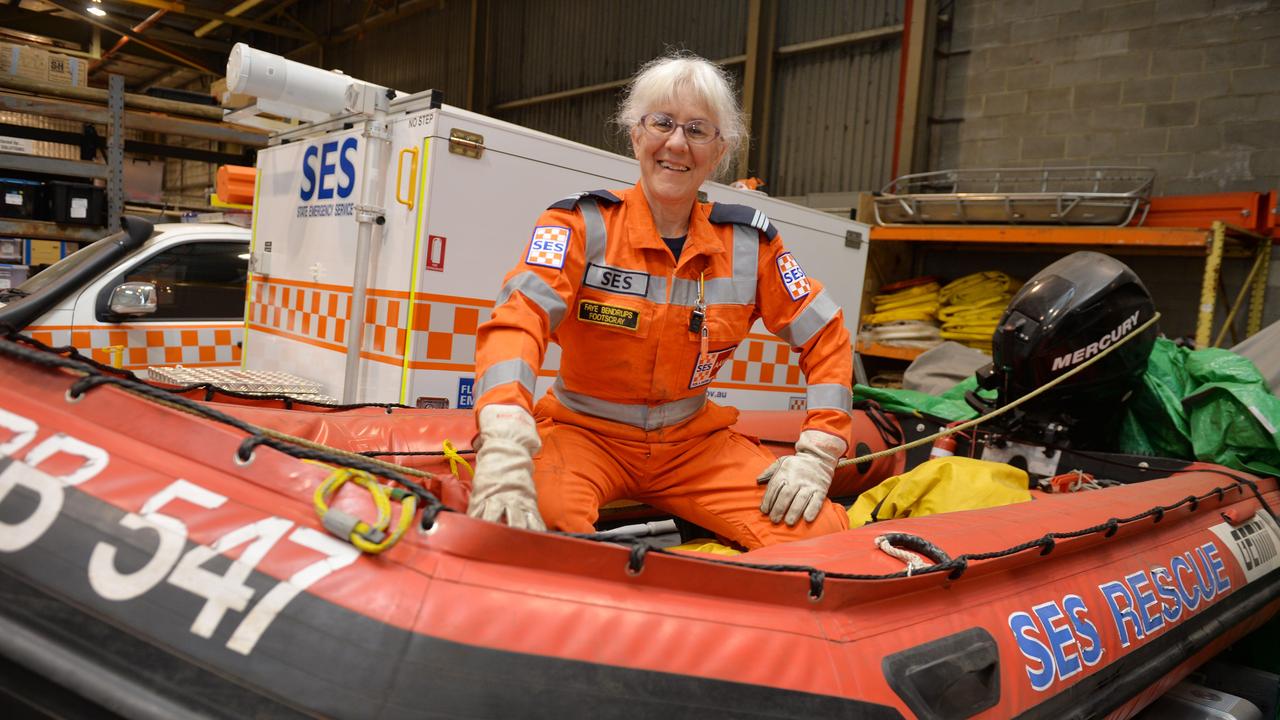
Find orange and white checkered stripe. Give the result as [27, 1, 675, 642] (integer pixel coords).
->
[248, 278, 800, 393]
[248, 279, 351, 349]
[721, 335, 804, 392]
[25, 324, 242, 370]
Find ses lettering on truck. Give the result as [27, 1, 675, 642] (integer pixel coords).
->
[1008, 513, 1280, 693]
[298, 137, 359, 219]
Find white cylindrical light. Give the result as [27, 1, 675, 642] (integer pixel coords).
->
[226, 43, 352, 116]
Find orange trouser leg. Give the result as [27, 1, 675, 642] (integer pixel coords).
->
[638, 428, 849, 550]
[531, 421, 636, 533]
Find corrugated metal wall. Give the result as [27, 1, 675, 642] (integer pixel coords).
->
[270, 1, 905, 200]
[487, 0, 746, 153]
[769, 0, 903, 197]
[321, 1, 471, 97]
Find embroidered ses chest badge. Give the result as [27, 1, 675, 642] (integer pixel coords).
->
[776, 252, 811, 301]
[526, 226, 571, 269]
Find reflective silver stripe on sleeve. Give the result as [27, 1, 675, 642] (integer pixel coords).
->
[476, 358, 537, 397]
[806, 383, 852, 413]
[495, 272, 568, 330]
[553, 377, 705, 430]
[730, 224, 758, 302]
[670, 224, 758, 306]
[776, 290, 840, 348]
[580, 199, 607, 265]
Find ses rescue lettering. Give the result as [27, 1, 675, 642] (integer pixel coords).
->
[1050, 310, 1141, 372]
[1008, 540, 1231, 692]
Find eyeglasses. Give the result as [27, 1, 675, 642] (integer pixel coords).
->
[638, 112, 721, 145]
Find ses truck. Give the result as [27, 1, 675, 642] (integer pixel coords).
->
[6, 44, 871, 413]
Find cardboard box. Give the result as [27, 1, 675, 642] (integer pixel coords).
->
[211, 77, 254, 109]
[0, 43, 87, 86]
[0, 42, 48, 82]
[46, 52, 88, 87]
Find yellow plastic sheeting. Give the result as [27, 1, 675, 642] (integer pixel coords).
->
[847, 456, 1031, 528]
[668, 539, 743, 556]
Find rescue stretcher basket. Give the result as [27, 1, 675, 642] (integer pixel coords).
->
[873, 166, 1155, 226]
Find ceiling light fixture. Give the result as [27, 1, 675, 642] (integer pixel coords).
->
[86, 5, 106, 15]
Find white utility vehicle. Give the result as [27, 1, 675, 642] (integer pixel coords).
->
[1, 220, 249, 370]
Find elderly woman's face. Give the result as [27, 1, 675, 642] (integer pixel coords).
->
[630, 89, 726, 208]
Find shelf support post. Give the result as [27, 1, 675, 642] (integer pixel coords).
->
[1196, 222, 1226, 348]
[1247, 236, 1271, 339]
[107, 74, 125, 233]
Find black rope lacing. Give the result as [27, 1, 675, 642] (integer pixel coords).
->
[562, 469, 1276, 599]
[0, 333, 448, 528]
[7, 327, 1278, 600]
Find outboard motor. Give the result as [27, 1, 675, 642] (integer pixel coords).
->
[971, 251, 1158, 448]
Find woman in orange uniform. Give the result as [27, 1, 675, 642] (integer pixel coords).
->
[468, 52, 854, 549]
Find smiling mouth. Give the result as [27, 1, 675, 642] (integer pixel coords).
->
[658, 160, 690, 172]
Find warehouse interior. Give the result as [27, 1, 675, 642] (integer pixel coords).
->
[2, 2, 1280, 718]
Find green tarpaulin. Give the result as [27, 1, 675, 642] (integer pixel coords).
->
[854, 338, 1280, 475]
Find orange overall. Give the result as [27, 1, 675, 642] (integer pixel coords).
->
[474, 185, 853, 548]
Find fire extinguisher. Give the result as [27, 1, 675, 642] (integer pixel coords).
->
[930, 421, 963, 459]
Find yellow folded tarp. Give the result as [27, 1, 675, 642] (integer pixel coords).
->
[847, 456, 1031, 527]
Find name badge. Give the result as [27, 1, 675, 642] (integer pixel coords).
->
[583, 263, 650, 297]
[577, 300, 640, 331]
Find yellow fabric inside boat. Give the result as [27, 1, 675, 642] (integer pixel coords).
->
[668, 539, 744, 556]
[667, 457, 1032, 556]
[847, 456, 1031, 527]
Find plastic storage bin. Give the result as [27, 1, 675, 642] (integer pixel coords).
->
[0, 264, 29, 289]
[46, 180, 105, 226]
[0, 178, 42, 219]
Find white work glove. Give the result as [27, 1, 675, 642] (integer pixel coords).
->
[467, 404, 546, 531]
[758, 430, 846, 526]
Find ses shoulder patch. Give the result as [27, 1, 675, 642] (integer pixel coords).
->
[547, 189, 622, 211]
[526, 226, 570, 269]
[776, 252, 811, 301]
[708, 203, 778, 241]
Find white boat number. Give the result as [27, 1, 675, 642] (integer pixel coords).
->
[0, 408, 360, 656]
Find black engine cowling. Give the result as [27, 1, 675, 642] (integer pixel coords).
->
[974, 251, 1158, 447]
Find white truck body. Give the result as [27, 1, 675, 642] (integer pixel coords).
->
[15, 223, 250, 370]
[246, 92, 870, 409]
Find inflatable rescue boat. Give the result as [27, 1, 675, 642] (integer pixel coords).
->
[1, 330, 1279, 720]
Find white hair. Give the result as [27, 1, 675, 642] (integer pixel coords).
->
[616, 52, 746, 177]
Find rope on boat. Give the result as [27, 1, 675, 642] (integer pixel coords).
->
[5, 326, 1276, 598]
[314, 468, 417, 554]
[875, 532, 953, 575]
[0, 332, 449, 530]
[838, 312, 1163, 469]
[565, 472, 1272, 596]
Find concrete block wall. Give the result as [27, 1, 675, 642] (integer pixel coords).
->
[936, 0, 1280, 196]
[930, 0, 1280, 335]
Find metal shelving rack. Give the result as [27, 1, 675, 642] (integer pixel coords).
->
[0, 73, 268, 245]
[865, 220, 1273, 354]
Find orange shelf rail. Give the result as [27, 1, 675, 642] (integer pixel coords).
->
[870, 225, 1213, 248]
[855, 341, 927, 362]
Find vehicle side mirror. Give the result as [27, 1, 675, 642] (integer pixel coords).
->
[108, 282, 157, 316]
